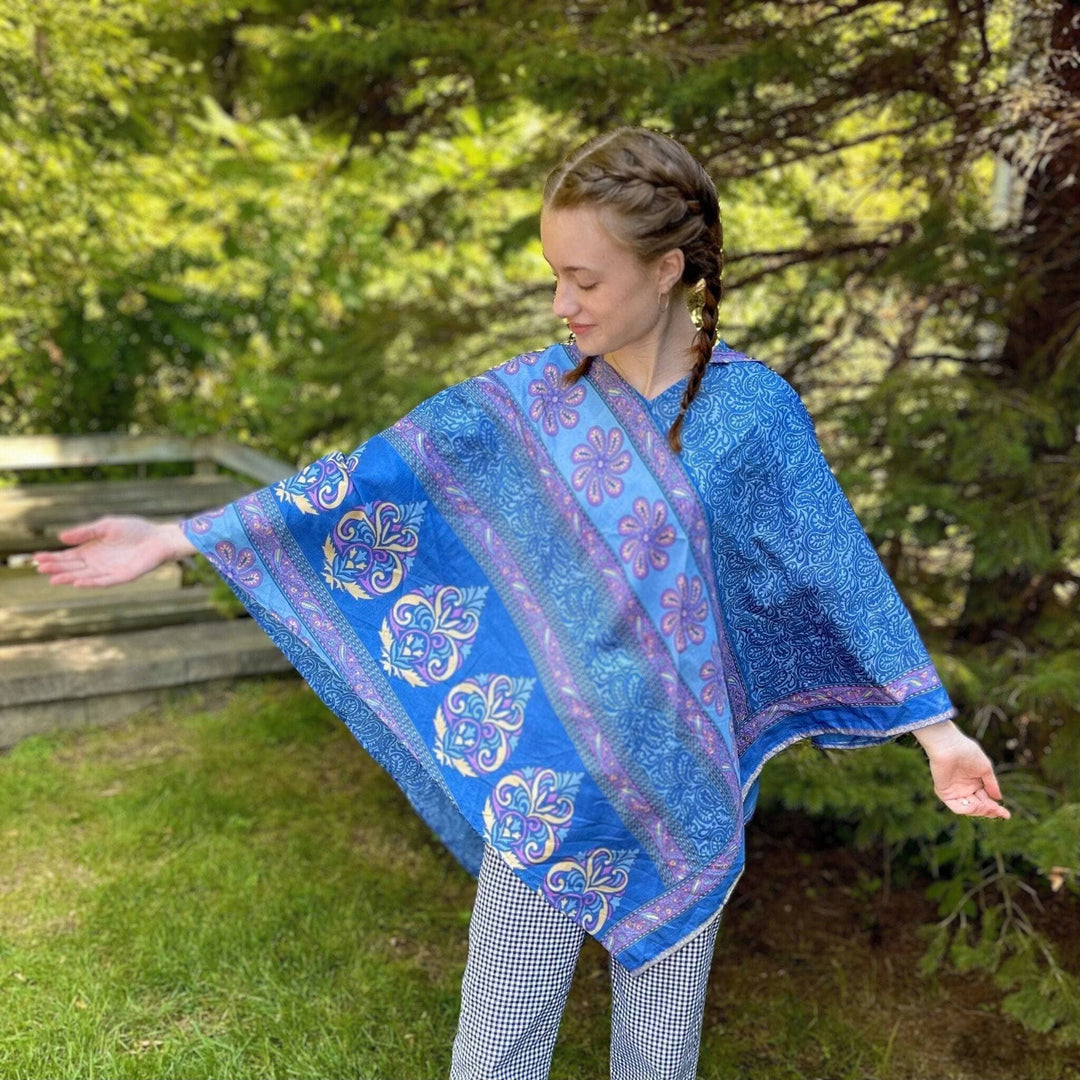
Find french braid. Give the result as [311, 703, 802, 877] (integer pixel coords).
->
[544, 127, 724, 453]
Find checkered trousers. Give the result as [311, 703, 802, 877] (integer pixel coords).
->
[449, 844, 721, 1080]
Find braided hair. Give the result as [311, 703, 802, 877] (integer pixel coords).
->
[543, 127, 724, 454]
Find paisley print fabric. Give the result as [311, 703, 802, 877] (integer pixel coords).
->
[379, 583, 487, 687]
[542, 847, 638, 932]
[433, 673, 534, 777]
[180, 338, 956, 973]
[323, 499, 425, 600]
[274, 449, 363, 514]
[483, 767, 583, 869]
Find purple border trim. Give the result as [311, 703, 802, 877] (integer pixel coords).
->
[385, 413, 692, 877]
[734, 662, 945, 752]
[601, 836, 742, 954]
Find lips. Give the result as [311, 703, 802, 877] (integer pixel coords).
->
[569, 323, 594, 335]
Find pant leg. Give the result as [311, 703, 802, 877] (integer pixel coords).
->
[450, 844, 586, 1080]
[609, 915, 722, 1080]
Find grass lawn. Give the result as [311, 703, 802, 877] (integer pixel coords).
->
[1, 677, 1077, 1079]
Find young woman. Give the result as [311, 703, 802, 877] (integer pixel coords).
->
[32, 128, 1009, 1080]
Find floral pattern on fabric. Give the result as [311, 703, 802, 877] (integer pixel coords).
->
[482, 767, 582, 869]
[659, 573, 708, 653]
[698, 643, 727, 715]
[498, 349, 542, 376]
[570, 426, 632, 505]
[541, 847, 638, 932]
[527, 361, 585, 435]
[209, 540, 262, 589]
[617, 496, 677, 579]
[187, 507, 226, 534]
[274, 448, 364, 514]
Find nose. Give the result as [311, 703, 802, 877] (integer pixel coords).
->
[551, 280, 579, 320]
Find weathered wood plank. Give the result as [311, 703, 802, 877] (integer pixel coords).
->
[0, 475, 249, 523]
[0, 620, 293, 708]
[198, 438, 295, 486]
[0, 561, 182, 600]
[0, 475, 252, 555]
[0, 434, 294, 486]
[1, 586, 224, 644]
[0, 688, 180, 747]
[0, 434, 203, 470]
[0, 673, 299, 748]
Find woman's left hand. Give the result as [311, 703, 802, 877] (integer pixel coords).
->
[916, 722, 1011, 819]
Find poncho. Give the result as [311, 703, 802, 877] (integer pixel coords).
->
[179, 339, 956, 973]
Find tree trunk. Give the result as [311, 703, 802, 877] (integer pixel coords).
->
[955, 0, 1080, 645]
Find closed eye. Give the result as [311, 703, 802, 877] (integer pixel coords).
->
[552, 276, 598, 291]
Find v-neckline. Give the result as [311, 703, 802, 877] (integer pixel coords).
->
[561, 339, 734, 405]
[592, 354, 691, 405]
[591, 354, 691, 406]
[628, 372, 688, 405]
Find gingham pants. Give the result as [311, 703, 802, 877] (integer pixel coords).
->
[450, 844, 721, 1080]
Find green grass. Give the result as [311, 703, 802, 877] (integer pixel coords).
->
[1, 678, 1076, 1079]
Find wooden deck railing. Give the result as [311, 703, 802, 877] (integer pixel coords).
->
[0, 434, 298, 745]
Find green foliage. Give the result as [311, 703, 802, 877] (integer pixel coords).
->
[2, 0, 1077, 1049]
[759, 736, 1080, 1044]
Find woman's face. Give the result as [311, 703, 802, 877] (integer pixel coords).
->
[540, 204, 665, 356]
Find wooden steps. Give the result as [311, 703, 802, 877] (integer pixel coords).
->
[0, 621, 296, 748]
[2, 585, 222, 644]
[0, 434, 301, 747]
[0, 563, 227, 644]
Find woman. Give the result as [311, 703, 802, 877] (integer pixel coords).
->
[32, 128, 1009, 1080]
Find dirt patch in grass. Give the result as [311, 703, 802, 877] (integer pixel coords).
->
[0, 849, 97, 939]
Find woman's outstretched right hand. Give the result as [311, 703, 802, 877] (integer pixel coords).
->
[30, 516, 188, 588]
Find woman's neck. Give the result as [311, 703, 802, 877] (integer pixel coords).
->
[603, 308, 702, 400]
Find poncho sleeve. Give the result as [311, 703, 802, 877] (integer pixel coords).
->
[694, 361, 958, 789]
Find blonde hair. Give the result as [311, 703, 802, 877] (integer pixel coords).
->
[543, 127, 724, 453]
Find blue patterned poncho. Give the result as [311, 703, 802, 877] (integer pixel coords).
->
[180, 339, 956, 973]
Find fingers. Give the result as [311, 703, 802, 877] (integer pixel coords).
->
[32, 559, 89, 582]
[944, 787, 1011, 820]
[44, 572, 117, 588]
[32, 550, 85, 571]
[980, 767, 1003, 801]
[70, 574, 125, 587]
[40, 571, 87, 586]
[55, 520, 106, 545]
[32, 555, 110, 586]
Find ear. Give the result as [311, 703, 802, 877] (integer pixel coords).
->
[656, 247, 685, 294]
